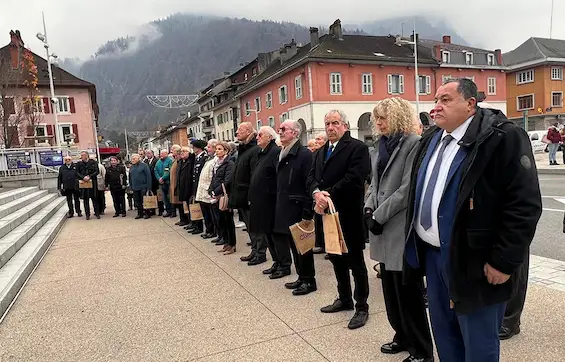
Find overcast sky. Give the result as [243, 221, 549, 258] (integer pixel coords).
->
[1, 0, 563, 59]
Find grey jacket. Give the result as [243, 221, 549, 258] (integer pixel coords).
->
[365, 133, 420, 271]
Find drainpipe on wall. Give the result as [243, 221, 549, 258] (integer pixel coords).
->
[307, 63, 315, 137]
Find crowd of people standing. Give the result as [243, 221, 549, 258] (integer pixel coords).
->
[57, 78, 542, 362]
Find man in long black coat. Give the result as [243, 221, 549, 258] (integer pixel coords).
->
[308, 109, 371, 330]
[187, 140, 208, 235]
[272, 120, 316, 296]
[176, 146, 194, 226]
[76, 151, 100, 220]
[58, 155, 81, 218]
[230, 122, 260, 262]
[248, 127, 280, 268]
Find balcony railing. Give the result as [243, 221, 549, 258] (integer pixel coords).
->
[0, 146, 77, 177]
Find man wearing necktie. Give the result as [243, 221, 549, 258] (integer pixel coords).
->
[308, 109, 371, 330]
[404, 78, 542, 361]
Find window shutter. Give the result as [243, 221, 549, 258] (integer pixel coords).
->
[399, 75, 405, 94]
[69, 97, 76, 113]
[426, 76, 431, 94]
[387, 75, 393, 94]
[46, 125, 54, 136]
[72, 124, 79, 142]
[4, 98, 15, 115]
[42, 97, 50, 113]
[26, 126, 34, 136]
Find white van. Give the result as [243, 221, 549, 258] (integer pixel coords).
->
[528, 131, 548, 154]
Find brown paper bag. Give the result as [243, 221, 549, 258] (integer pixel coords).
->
[143, 191, 158, 209]
[289, 219, 316, 255]
[157, 188, 164, 202]
[78, 180, 93, 189]
[322, 198, 348, 255]
[189, 200, 204, 221]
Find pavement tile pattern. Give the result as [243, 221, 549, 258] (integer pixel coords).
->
[0, 206, 564, 361]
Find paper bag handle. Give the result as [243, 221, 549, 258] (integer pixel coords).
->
[145, 190, 154, 196]
[296, 220, 315, 234]
[326, 197, 337, 214]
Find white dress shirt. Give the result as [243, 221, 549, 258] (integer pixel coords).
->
[415, 116, 473, 247]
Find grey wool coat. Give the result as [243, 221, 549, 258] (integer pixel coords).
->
[365, 133, 420, 271]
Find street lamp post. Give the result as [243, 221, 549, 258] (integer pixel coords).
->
[36, 12, 60, 148]
[395, 21, 420, 115]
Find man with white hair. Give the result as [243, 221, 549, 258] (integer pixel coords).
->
[76, 151, 100, 220]
[308, 109, 371, 329]
[272, 120, 317, 296]
[232, 122, 260, 263]
[247, 126, 281, 268]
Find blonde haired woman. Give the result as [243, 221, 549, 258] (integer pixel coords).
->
[364, 98, 433, 362]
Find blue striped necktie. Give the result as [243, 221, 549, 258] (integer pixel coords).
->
[325, 144, 334, 161]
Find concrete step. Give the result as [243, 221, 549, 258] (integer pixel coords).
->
[0, 196, 66, 270]
[0, 194, 59, 240]
[0, 201, 67, 320]
[0, 187, 39, 207]
[0, 190, 49, 220]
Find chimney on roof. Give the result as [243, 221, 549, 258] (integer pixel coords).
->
[258, 49, 281, 73]
[329, 19, 343, 40]
[310, 27, 319, 48]
[8, 30, 24, 69]
[433, 44, 442, 61]
[442, 35, 451, 44]
[494, 49, 503, 65]
[280, 39, 298, 65]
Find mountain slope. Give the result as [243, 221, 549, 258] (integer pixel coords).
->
[70, 14, 468, 132]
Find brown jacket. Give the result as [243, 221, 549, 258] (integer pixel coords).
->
[169, 158, 181, 204]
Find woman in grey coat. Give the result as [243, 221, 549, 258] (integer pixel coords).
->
[364, 98, 433, 362]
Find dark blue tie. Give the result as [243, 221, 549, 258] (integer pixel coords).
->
[325, 144, 334, 161]
[420, 135, 454, 230]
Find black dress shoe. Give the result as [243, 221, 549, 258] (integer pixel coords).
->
[246, 242, 252, 246]
[178, 221, 189, 227]
[135, 215, 142, 220]
[381, 341, 407, 354]
[143, 214, 150, 219]
[122, 213, 127, 217]
[113, 214, 120, 218]
[95, 214, 101, 219]
[77, 212, 82, 217]
[348, 310, 369, 329]
[292, 281, 317, 296]
[402, 355, 434, 362]
[191, 229, 203, 235]
[247, 256, 267, 266]
[262, 263, 278, 275]
[320, 299, 354, 313]
[284, 279, 302, 289]
[202, 233, 216, 239]
[67, 213, 74, 219]
[162, 212, 171, 217]
[499, 325, 520, 340]
[240, 253, 255, 262]
[269, 269, 291, 279]
[215, 239, 226, 246]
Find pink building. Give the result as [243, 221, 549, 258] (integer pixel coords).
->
[0, 30, 99, 150]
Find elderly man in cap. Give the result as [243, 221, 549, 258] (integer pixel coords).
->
[186, 139, 208, 235]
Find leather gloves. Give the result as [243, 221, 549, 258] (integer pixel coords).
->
[364, 208, 383, 235]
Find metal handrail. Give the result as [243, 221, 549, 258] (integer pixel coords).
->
[26, 162, 59, 174]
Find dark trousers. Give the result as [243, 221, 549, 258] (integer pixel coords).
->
[249, 232, 270, 259]
[127, 193, 134, 210]
[266, 233, 277, 264]
[380, 264, 433, 358]
[329, 249, 369, 311]
[110, 189, 126, 215]
[425, 247, 505, 362]
[503, 251, 530, 329]
[133, 189, 150, 216]
[160, 183, 172, 212]
[82, 189, 98, 216]
[201, 202, 216, 235]
[314, 215, 324, 249]
[63, 189, 81, 215]
[211, 204, 222, 239]
[219, 209, 236, 246]
[273, 232, 315, 282]
[94, 189, 106, 214]
[176, 203, 189, 223]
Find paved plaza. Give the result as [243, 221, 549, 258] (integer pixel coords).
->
[0, 202, 564, 362]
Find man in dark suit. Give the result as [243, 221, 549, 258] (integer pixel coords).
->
[404, 78, 542, 361]
[144, 150, 161, 216]
[308, 109, 371, 330]
[187, 140, 208, 235]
